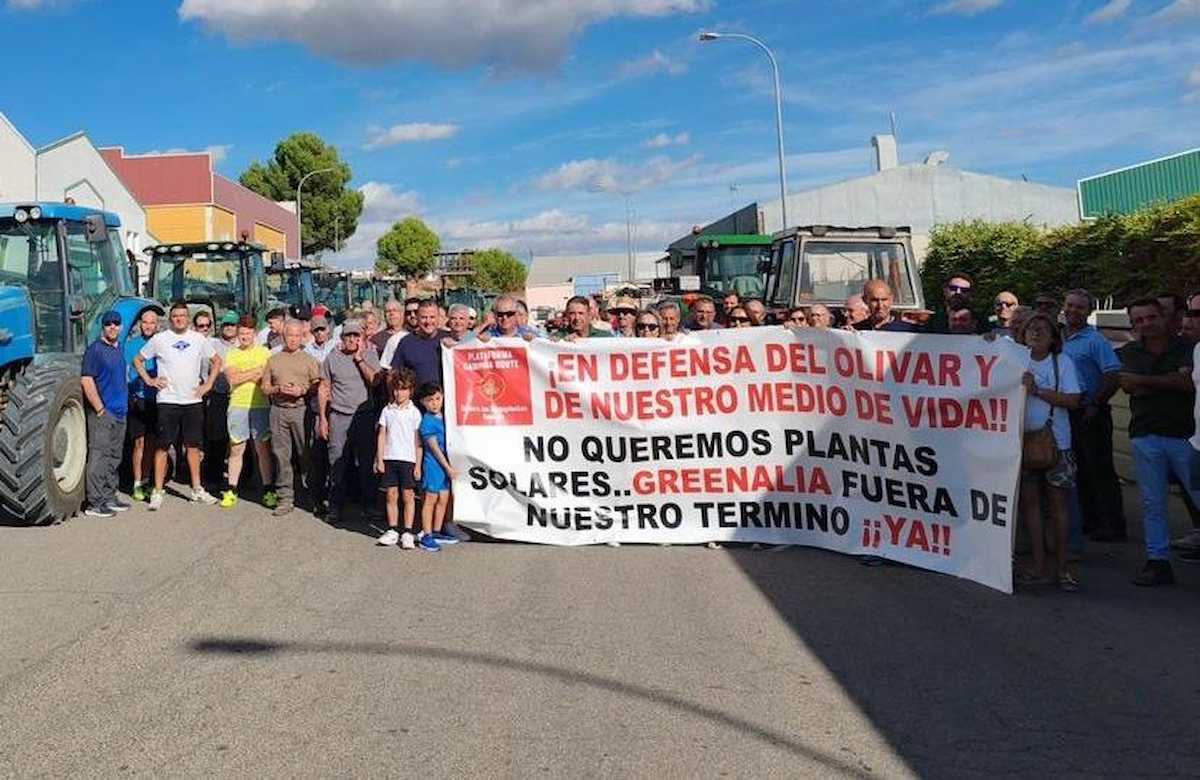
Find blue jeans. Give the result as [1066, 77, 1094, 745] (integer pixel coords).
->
[1130, 435, 1200, 560]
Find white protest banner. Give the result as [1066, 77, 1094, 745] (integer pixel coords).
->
[443, 328, 1027, 593]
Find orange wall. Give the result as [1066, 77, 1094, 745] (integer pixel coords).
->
[253, 222, 286, 254]
[211, 206, 237, 241]
[146, 205, 206, 243]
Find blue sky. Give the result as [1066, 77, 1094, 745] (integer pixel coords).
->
[2, 0, 1198, 268]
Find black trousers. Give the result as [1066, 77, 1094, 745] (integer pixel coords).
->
[1070, 405, 1126, 536]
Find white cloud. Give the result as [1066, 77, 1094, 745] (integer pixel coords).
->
[438, 209, 688, 255]
[644, 132, 690, 148]
[179, 0, 709, 73]
[1149, 0, 1200, 24]
[930, 0, 1003, 15]
[1085, 0, 1132, 24]
[534, 154, 702, 194]
[618, 49, 687, 78]
[365, 123, 459, 150]
[326, 181, 422, 269]
[139, 144, 232, 163]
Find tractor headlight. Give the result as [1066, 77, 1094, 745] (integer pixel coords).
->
[28, 206, 42, 220]
[170, 245, 183, 253]
[222, 243, 234, 251]
[13, 209, 27, 223]
[207, 244, 219, 251]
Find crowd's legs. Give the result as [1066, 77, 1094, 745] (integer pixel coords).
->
[305, 407, 329, 515]
[1070, 406, 1126, 540]
[203, 392, 230, 490]
[327, 409, 377, 522]
[86, 411, 126, 512]
[270, 404, 308, 515]
[1130, 435, 1199, 583]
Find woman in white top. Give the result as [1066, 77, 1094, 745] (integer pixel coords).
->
[1019, 313, 1082, 591]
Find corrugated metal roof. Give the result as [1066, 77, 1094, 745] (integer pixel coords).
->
[1077, 148, 1200, 219]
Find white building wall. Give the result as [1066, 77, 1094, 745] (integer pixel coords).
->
[36, 134, 153, 279]
[0, 113, 36, 202]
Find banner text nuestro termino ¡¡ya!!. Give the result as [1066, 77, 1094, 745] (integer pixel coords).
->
[443, 328, 1027, 593]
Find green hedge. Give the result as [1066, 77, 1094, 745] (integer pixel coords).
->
[922, 194, 1200, 317]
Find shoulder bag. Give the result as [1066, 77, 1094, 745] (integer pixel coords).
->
[1022, 354, 1059, 471]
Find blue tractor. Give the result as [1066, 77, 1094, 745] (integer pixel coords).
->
[0, 203, 161, 525]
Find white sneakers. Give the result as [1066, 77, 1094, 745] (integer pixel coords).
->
[148, 490, 164, 511]
[377, 529, 400, 546]
[190, 487, 219, 505]
[400, 532, 416, 550]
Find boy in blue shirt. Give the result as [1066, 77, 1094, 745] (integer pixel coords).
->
[81, 311, 131, 517]
[417, 383, 460, 547]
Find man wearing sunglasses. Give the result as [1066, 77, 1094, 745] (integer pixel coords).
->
[81, 311, 130, 517]
[607, 296, 640, 337]
[991, 291, 1019, 338]
[929, 273, 977, 334]
[380, 297, 424, 366]
[479, 294, 538, 341]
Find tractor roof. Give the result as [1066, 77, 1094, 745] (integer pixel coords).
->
[0, 202, 121, 227]
[144, 240, 267, 254]
[694, 234, 773, 247]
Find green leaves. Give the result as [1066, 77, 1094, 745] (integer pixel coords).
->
[924, 195, 1200, 314]
[469, 248, 527, 293]
[376, 217, 440, 278]
[238, 133, 364, 257]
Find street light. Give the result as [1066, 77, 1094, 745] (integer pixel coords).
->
[296, 166, 336, 259]
[699, 31, 788, 231]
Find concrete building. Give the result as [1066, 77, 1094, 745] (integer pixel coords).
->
[0, 113, 153, 271]
[99, 147, 298, 260]
[524, 252, 660, 313]
[758, 135, 1080, 262]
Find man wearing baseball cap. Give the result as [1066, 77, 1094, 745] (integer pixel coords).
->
[318, 319, 382, 522]
[608, 296, 639, 337]
[80, 311, 131, 517]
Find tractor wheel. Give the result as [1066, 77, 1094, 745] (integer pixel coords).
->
[0, 360, 88, 525]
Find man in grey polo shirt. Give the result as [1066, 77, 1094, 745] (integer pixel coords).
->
[318, 319, 381, 523]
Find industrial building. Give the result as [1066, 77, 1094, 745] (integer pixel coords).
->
[1077, 147, 1200, 219]
[524, 252, 660, 313]
[99, 147, 299, 260]
[755, 135, 1080, 262]
[0, 112, 153, 273]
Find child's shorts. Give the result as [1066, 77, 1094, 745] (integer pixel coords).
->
[380, 459, 416, 489]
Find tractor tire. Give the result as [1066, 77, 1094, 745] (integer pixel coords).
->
[0, 360, 88, 525]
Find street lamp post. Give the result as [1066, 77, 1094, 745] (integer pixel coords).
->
[699, 31, 788, 231]
[296, 167, 336, 260]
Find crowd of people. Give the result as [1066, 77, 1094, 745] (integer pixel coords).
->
[76, 277, 1200, 583]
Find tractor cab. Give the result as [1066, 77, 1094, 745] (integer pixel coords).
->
[764, 225, 923, 316]
[313, 269, 351, 319]
[265, 257, 316, 317]
[146, 240, 268, 325]
[0, 203, 161, 526]
[654, 234, 773, 302]
[350, 272, 376, 308]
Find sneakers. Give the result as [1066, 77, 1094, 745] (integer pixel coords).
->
[272, 504, 293, 517]
[131, 483, 148, 502]
[442, 520, 471, 542]
[1171, 529, 1200, 550]
[377, 529, 400, 546]
[84, 505, 114, 518]
[190, 487, 219, 505]
[220, 490, 237, 509]
[107, 498, 132, 513]
[400, 531, 416, 550]
[1132, 560, 1176, 587]
[262, 490, 279, 510]
[431, 531, 460, 545]
[148, 489, 164, 511]
[418, 533, 442, 552]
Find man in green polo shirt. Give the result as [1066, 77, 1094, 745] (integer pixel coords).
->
[556, 295, 613, 341]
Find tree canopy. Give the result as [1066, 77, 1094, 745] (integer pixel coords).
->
[470, 248, 527, 292]
[239, 132, 364, 257]
[376, 217, 440, 278]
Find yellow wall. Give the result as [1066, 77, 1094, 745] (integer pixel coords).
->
[253, 222, 286, 254]
[211, 206, 237, 241]
[146, 205, 207, 243]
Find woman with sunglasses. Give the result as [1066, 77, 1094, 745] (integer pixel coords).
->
[727, 307, 752, 328]
[634, 310, 662, 338]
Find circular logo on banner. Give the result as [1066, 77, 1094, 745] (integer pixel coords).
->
[476, 372, 506, 401]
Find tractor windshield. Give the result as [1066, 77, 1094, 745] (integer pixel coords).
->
[353, 280, 374, 307]
[0, 220, 66, 352]
[314, 273, 348, 313]
[266, 270, 305, 309]
[798, 241, 917, 306]
[701, 245, 768, 298]
[153, 251, 245, 315]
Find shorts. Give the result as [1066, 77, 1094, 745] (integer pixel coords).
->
[1023, 449, 1077, 489]
[422, 457, 450, 493]
[127, 396, 157, 439]
[156, 403, 204, 447]
[379, 459, 415, 490]
[227, 406, 272, 444]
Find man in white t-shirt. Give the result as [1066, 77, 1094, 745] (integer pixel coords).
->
[133, 301, 222, 510]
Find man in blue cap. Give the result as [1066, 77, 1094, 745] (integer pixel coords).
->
[81, 310, 131, 517]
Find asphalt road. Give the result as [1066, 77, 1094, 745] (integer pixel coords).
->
[2, 489, 1198, 778]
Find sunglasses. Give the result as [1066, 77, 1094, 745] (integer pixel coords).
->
[103, 320, 121, 327]
[405, 309, 419, 316]
[995, 300, 1016, 308]
[946, 284, 971, 293]
[494, 310, 517, 318]
[636, 323, 659, 331]
[612, 309, 635, 316]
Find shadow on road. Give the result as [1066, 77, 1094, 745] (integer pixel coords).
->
[187, 636, 872, 777]
[723, 544, 1200, 778]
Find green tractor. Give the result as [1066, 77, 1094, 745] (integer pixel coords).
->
[313, 269, 351, 319]
[0, 203, 161, 525]
[145, 240, 269, 325]
[655, 233, 773, 302]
